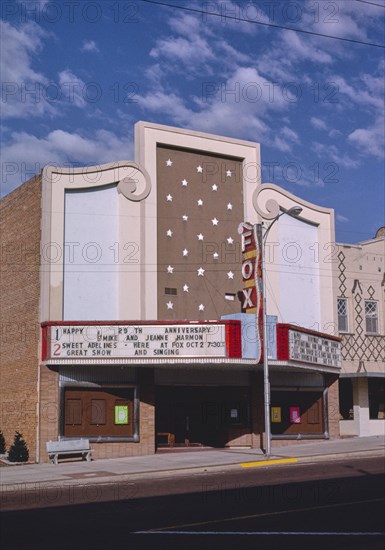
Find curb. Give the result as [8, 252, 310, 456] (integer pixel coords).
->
[1, 449, 383, 512]
[1, 448, 383, 490]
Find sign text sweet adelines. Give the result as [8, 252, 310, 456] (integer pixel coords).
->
[47, 324, 227, 359]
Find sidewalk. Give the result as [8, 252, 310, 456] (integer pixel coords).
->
[1, 435, 384, 490]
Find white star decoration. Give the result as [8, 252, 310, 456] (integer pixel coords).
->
[161, 157, 239, 316]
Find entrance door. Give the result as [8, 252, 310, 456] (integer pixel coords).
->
[156, 386, 250, 447]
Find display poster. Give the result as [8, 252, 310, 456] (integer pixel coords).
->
[290, 406, 301, 423]
[271, 407, 281, 423]
[115, 405, 129, 425]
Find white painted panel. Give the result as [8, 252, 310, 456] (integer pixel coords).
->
[277, 216, 321, 330]
[63, 185, 119, 320]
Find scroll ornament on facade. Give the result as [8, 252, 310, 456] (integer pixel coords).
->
[117, 163, 151, 202]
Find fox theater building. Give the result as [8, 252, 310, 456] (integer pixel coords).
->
[0, 122, 341, 462]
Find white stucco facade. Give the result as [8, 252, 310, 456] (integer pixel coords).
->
[336, 233, 385, 437]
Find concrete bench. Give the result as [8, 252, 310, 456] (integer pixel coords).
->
[46, 439, 93, 464]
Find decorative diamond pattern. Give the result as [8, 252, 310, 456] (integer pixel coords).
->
[368, 285, 375, 299]
[340, 278, 384, 362]
[337, 251, 347, 297]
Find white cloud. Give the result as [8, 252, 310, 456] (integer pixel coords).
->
[281, 126, 300, 143]
[331, 74, 384, 113]
[136, 91, 191, 124]
[174, 1, 260, 36]
[328, 129, 342, 139]
[312, 142, 360, 169]
[58, 70, 87, 108]
[311, 117, 328, 130]
[329, 66, 384, 159]
[168, 12, 203, 36]
[348, 117, 385, 159]
[336, 214, 349, 223]
[0, 21, 94, 119]
[150, 34, 215, 68]
[302, 0, 368, 41]
[270, 127, 300, 153]
[81, 40, 99, 53]
[137, 66, 290, 142]
[0, 20, 56, 119]
[280, 31, 333, 64]
[1, 129, 133, 196]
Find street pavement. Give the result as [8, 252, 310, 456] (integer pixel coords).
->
[1, 435, 384, 490]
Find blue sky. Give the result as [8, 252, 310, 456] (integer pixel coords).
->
[1, 0, 384, 243]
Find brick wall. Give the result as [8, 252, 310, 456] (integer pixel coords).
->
[326, 374, 340, 438]
[38, 365, 60, 461]
[0, 175, 42, 461]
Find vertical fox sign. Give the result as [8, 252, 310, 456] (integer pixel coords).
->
[238, 222, 264, 362]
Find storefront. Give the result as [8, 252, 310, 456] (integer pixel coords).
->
[41, 319, 258, 457]
[39, 318, 341, 458]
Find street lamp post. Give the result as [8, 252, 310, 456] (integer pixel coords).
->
[259, 205, 302, 456]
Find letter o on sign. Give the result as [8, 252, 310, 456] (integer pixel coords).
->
[242, 260, 254, 280]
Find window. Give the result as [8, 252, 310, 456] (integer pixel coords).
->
[365, 300, 378, 334]
[337, 298, 348, 332]
[63, 387, 136, 439]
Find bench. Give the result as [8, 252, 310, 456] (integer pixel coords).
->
[46, 439, 93, 464]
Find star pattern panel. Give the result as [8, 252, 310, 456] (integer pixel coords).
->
[157, 145, 244, 320]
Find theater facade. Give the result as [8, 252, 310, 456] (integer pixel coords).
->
[0, 122, 341, 462]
